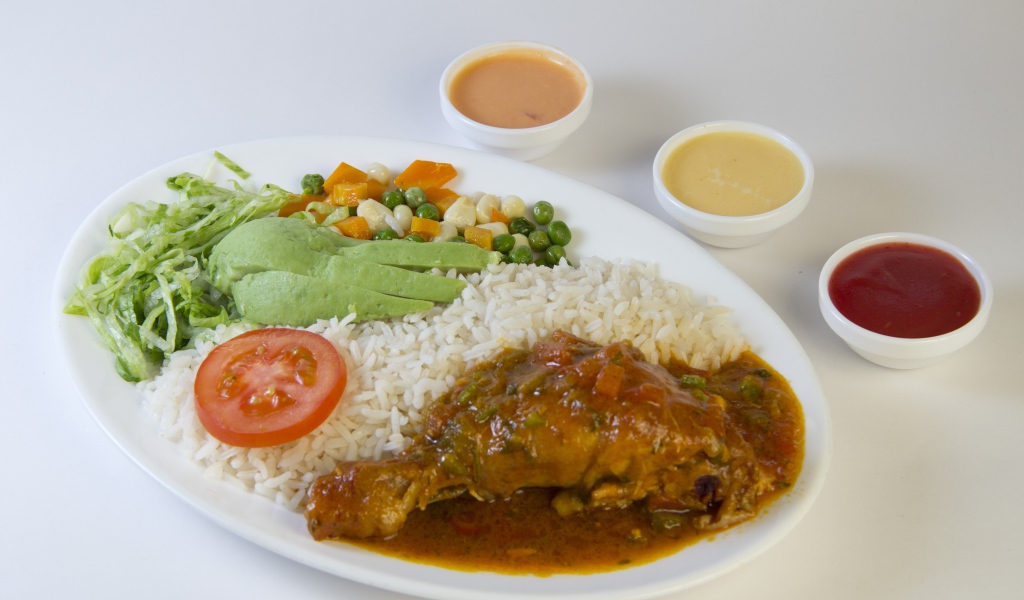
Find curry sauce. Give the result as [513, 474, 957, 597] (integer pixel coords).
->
[339, 350, 803, 575]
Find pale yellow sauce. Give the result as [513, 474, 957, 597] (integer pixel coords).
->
[448, 49, 585, 129]
[661, 131, 805, 217]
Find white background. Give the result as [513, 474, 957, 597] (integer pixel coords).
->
[2, 1, 1022, 599]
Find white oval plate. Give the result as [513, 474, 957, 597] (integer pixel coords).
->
[53, 136, 830, 600]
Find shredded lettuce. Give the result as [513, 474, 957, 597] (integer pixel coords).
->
[214, 151, 251, 180]
[65, 170, 291, 381]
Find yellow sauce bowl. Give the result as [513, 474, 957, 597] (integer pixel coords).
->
[653, 121, 814, 248]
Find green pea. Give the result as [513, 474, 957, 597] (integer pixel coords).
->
[532, 200, 554, 225]
[301, 173, 325, 195]
[440, 453, 466, 476]
[373, 228, 400, 241]
[651, 511, 686, 531]
[509, 246, 533, 264]
[456, 383, 478, 404]
[474, 406, 498, 423]
[544, 244, 567, 266]
[449, 235, 466, 243]
[493, 233, 516, 253]
[524, 412, 547, 428]
[380, 189, 405, 210]
[740, 375, 763, 400]
[509, 217, 536, 236]
[527, 229, 550, 252]
[547, 220, 572, 246]
[405, 234, 425, 243]
[679, 374, 707, 389]
[534, 256, 547, 267]
[404, 186, 427, 208]
[415, 203, 441, 221]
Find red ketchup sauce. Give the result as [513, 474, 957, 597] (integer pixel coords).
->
[828, 242, 981, 338]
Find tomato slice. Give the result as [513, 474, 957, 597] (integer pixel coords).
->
[194, 329, 347, 448]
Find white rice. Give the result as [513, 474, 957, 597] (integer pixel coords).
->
[139, 257, 747, 511]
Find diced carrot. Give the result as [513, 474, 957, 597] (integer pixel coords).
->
[425, 187, 459, 216]
[635, 382, 666, 404]
[424, 187, 458, 203]
[279, 194, 332, 222]
[394, 160, 457, 190]
[490, 207, 511, 225]
[409, 217, 441, 240]
[365, 179, 386, 201]
[464, 225, 493, 250]
[450, 514, 490, 536]
[324, 162, 368, 193]
[594, 363, 625, 398]
[278, 194, 321, 218]
[334, 215, 372, 240]
[328, 182, 368, 207]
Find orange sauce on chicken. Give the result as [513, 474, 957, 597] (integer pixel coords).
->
[345, 351, 803, 575]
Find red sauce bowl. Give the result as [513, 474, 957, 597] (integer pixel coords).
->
[818, 233, 992, 369]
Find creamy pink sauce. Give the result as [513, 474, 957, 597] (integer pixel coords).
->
[449, 49, 585, 129]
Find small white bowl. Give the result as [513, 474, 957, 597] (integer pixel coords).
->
[440, 41, 593, 161]
[653, 121, 814, 248]
[818, 232, 992, 369]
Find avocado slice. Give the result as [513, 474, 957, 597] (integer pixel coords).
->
[207, 217, 472, 302]
[232, 271, 434, 327]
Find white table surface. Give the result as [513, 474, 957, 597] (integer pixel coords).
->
[3, 1, 1022, 598]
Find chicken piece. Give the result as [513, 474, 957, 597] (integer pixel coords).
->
[306, 331, 776, 540]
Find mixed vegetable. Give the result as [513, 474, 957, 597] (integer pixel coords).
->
[286, 159, 573, 267]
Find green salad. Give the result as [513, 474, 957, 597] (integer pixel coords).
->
[64, 172, 293, 382]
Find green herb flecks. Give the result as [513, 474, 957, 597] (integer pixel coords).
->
[679, 374, 707, 389]
[524, 412, 547, 428]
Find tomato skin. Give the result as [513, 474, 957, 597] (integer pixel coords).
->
[194, 329, 347, 448]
